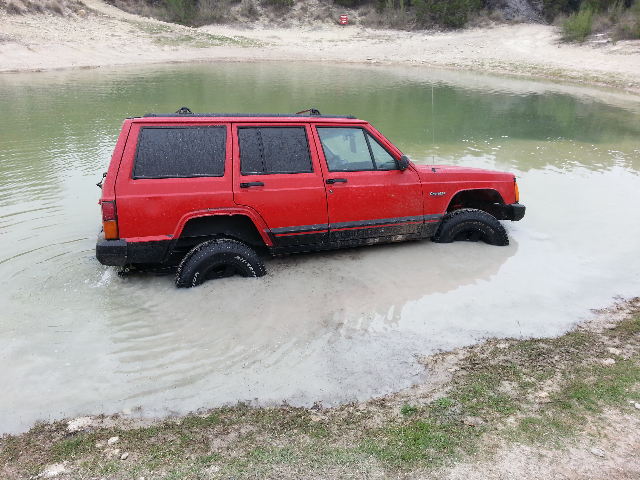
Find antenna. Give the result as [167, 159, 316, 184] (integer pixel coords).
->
[431, 84, 436, 173]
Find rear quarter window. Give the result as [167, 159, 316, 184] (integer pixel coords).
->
[132, 126, 226, 179]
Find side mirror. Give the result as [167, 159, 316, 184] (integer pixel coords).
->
[397, 155, 410, 171]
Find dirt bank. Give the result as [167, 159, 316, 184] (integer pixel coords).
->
[1, 0, 640, 92]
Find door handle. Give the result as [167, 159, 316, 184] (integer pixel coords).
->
[240, 182, 265, 188]
[326, 178, 347, 184]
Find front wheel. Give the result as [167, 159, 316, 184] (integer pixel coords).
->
[175, 239, 266, 288]
[433, 209, 509, 246]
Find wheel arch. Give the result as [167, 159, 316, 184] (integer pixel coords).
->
[175, 211, 270, 249]
[446, 188, 506, 218]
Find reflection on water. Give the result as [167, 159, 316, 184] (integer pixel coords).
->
[1, 63, 640, 433]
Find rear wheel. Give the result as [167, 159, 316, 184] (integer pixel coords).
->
[433, 208, 509, 246]
[175, 239, 266, 288]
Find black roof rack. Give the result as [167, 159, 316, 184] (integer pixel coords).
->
[142, 108, 356, 119]
[142, 113, 357, 119]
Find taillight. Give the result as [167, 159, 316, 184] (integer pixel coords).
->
[514, 178, 520, 204]
[101, 201, 119, 240]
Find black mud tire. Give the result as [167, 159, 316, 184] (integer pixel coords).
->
[175, 239, 266, 288]
[433, 208, 509, 246]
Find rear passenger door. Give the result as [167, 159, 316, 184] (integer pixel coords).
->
[314, 126, 424, 242]
[232, 124, 329, 248]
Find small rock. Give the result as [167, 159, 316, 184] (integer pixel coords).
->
[447, 366, 460, 373]
[67, 416, 92, 433]
[635, 403, 640, 410]
[607, 347, 621, 355]
[536, 391, 549, 398]
[497, 343, 509, 349]
[105, 448, 121, 457]
[41, 463, 67, 477]
[120, 452, 129, 460]
[601, 358, 616, 365]
[590, 447, 606, 457]
[95, 441, 104, 448]
[77, 9, 86, 16]
[107, 436, 119, 445]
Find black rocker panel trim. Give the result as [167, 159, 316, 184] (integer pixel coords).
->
[272, 231, 330, 247]
[269, 232, 427, 256]
[269, 214, 443, 248]
[271, 223, 330, 247]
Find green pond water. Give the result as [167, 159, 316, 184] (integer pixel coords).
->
[1, 62, 639, 434]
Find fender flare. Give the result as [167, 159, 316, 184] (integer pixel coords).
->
[172, 207, 274, 247]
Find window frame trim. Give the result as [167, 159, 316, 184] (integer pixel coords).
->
[131, 125, 228, 180]
[238, 125, 314, 176]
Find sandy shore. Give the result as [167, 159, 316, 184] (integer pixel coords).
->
[1, 0, 640, 91]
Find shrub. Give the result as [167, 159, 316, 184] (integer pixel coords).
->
[333, 0, 370, 7]
[415, 0, 482, 28]
[584, 0, 634, 12]
[612, 0, 640, 38]
[241, 0, 259, 18]
[561, 6, 593, 41]
[542, 0, 582, 22]
[262, 0, 293, 8]
[164, 0, 196, 23]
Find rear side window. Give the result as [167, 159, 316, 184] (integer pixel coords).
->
[238, 127, 313, 175]
[132, 126, 227, 179]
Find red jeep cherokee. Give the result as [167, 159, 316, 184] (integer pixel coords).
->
[97, 109, 525, 288]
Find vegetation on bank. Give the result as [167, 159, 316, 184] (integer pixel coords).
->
[561, 0, 640, 42]
[2, 0, 640, 43]
[1, 299, 639, 479]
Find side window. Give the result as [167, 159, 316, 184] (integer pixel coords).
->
[132, 126, 226, 179]
[367, 133, 399, 170]
[317, 128, 398, 172]
[317, 128, 373, 172]
[238, 127, 313, 175]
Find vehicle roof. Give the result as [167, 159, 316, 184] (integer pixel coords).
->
[140, 113, 358, 119]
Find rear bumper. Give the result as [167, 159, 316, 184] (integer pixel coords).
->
[96, 232, 173, 266]
[498, 203, 526, 221]
[96, 232, 127, 266]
